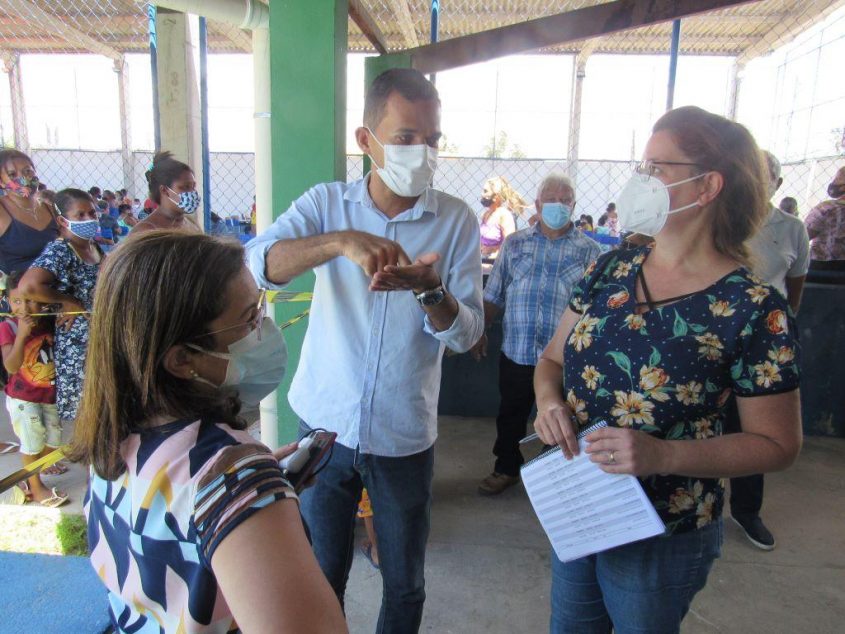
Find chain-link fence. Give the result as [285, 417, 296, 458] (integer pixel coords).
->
[0, 1, 842, 235]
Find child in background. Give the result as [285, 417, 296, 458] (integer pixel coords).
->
[20, 188, 104, 426]
[357, 489, 379, 569]
[0, 271, 68, 506]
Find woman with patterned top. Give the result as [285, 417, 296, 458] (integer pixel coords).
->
[533, 106, 802, 633]
[20, 189, 104, 424]
[67, 231, 346, 633]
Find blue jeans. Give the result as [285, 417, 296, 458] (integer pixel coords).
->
[298, 422, 434, 634]
[550, 520, 723, 634]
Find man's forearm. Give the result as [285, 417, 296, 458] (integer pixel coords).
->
[265, 232, 347, 285]
[421, 293, 459, 332]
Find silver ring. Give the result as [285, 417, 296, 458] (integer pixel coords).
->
[607, 451, 616, 465]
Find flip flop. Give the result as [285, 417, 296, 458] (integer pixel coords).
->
[42, 462, 69, 477]
[0, 442, 20, 455]
[38, 487, 69, 508]
[14, 481, 33, 505]
[359, 542, 379, 570]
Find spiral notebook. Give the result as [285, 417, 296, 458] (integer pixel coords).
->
[521, 420, 665, 563]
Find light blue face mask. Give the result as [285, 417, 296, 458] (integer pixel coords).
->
[167, 187, 201, 214]
[541, 202, 572, 230]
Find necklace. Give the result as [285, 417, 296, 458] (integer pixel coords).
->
[4, 194, 39, 220]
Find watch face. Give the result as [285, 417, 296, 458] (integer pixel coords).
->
[417, 288, 446, 306]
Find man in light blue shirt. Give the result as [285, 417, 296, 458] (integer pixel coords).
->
[472, 174, 600, 495]
[246, 68, 482, 632]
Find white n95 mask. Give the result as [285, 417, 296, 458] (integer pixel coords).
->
[616, 173, 706, 236]
[367, 128, 437, 197]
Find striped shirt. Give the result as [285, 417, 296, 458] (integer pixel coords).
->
[484, 224, 601, 365]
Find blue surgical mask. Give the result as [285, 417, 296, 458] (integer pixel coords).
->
[541, 202, 572, 230]
[63, 218, 99, 241]
[167, 187, 201, 214]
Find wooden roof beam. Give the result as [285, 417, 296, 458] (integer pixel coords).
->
[3, 0, 123, 63]
[736, 0, 845, 64]
[397, 0, 758, 75]
[349, 0, 388, 55]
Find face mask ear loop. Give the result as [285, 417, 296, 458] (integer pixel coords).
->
[364, 128, 386, 172]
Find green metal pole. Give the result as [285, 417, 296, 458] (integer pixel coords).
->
[269, 0, 348, 442]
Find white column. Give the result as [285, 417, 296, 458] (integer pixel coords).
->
[114, 57, 134, 195]
[567, 54, 588, 183]
[727, 60, 745, 121]
[252, 26, 279, 448]
[155, 8, 204, 229]
[2, 53, 29, 153]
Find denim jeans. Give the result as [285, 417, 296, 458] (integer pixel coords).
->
[298, 422, 434, 634]
[550, 520, 723, 634]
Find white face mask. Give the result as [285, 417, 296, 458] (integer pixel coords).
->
[187, 316, 287, 407]
[615, 172, 707, 236]
[366, 128, 437, 198]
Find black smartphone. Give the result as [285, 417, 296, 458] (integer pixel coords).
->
[286, 431, 337, 493]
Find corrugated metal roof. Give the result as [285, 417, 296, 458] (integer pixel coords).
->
[0, 0, 837, 60]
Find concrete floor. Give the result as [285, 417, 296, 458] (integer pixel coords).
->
[1, 413, 843, 633]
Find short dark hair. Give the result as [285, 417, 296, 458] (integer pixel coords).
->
[88, 186, 101, 198]
[363, 68, 440, 129]
[118, 204, 131, 214]
[4, 270, 24, 293]
[55, 188, 95, 216]
[145, 151, 193, 205]
[606, 202, 616, 211]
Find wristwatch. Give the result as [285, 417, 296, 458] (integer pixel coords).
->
[414, 285, 446, 306]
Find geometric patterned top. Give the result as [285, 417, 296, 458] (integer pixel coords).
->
[85, 418, 296, 633]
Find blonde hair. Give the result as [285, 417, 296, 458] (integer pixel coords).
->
[653, 106, 769, 266]
[485, 176, 530, 219]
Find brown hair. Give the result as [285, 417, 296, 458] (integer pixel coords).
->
[145, 151, 193, 205]
[652, 106, 769, 265]
[67, 231, 247, 479]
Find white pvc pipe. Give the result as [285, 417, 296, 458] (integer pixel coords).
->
[155, 0, 269, 30]
[251, 26, 279, 448]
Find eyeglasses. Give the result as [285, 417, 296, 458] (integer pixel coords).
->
[633, 160, 704, 180]
[196, 288, 267, 341]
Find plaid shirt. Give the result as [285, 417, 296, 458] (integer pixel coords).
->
[484, 224, 601, 365]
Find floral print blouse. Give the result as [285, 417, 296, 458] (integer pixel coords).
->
[565, 246, 800, 535]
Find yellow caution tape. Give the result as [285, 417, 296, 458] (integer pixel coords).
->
[0, 311, 89, 318]
[267, 290, 313, 303]
[280, 309, 310, 330]
[0, 447, 66, 496]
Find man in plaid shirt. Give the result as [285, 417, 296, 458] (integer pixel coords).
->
[472, 173, 601, 495]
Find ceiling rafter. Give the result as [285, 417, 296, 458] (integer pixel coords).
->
[383, 0, 419, 48]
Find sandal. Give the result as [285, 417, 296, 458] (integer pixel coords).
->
[42, 462, 69, 477]
[0, 441, 20, 455]
[14, 481, 33, 505]
[359, 542, 380, 570]
[38, 487, 69, 508]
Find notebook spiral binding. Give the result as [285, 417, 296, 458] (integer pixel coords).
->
[522, 419, 609, 468]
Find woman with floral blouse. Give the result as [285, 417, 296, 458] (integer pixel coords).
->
[534, 106, 802, 634]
